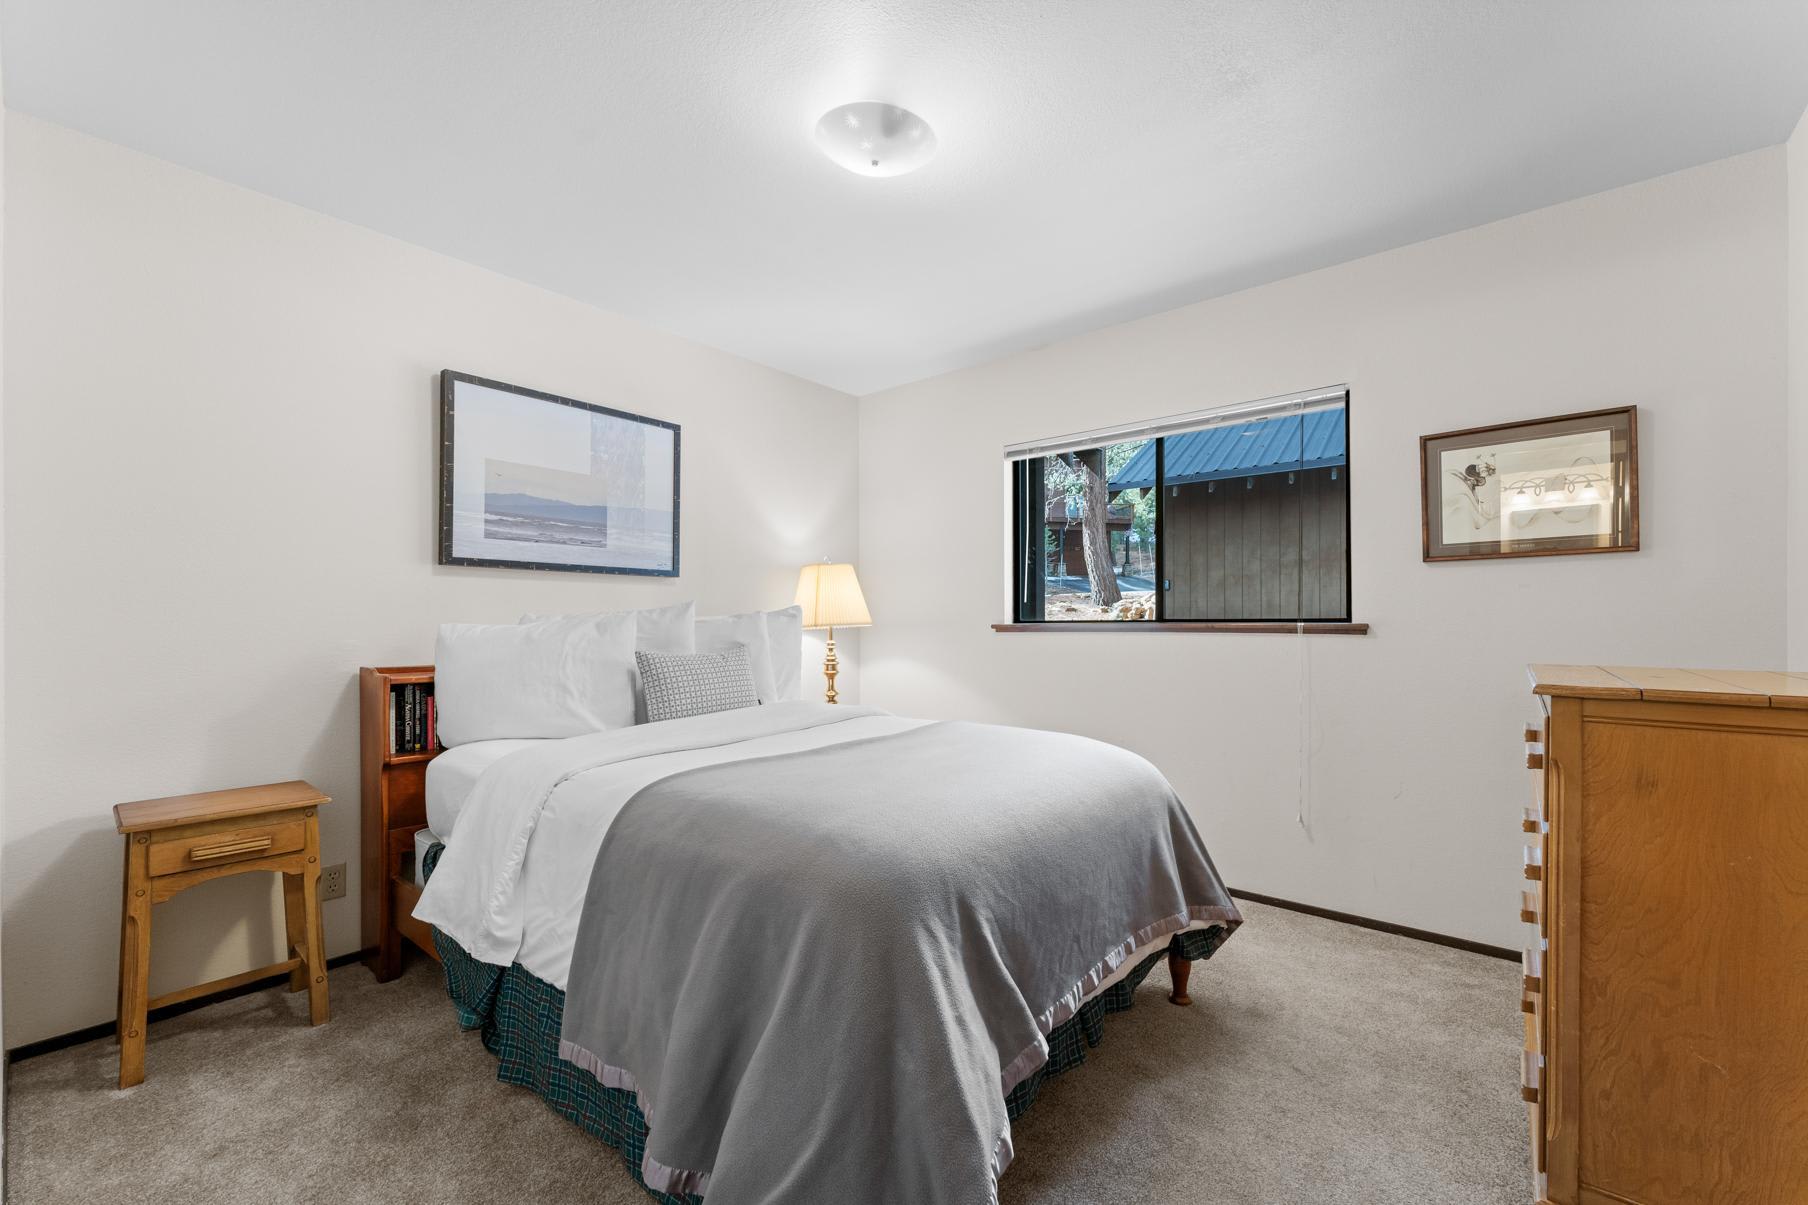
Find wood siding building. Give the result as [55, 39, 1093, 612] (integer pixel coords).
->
[1162, 467, 1347, 620]
[1108, 407, 1349, 620]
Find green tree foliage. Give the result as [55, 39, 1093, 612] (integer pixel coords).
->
[1042, 440, 1156, 591]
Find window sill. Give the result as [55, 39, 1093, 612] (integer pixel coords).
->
[990, 621, 1370, 635]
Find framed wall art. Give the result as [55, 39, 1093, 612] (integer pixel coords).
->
[1420, 406, 1637, 562]
[439, 370, 680, 576]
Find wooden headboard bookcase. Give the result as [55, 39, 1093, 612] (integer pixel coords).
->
[359, 665, 443, 980]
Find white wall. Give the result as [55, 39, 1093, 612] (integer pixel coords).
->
[859, 149, 1790, 949]
[1, 41, 9, 1185]
[1, 113, 859, 1048]
[1789, 106, 1808, 672]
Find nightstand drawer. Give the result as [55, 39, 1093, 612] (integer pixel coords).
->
[148, 819, 306, 876]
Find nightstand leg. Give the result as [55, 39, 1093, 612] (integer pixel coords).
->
[116, 840, 131, 1043]
[300, 863, 330, 1025]
[118, 837, 153, 1087]
[281, 872, 308, 992]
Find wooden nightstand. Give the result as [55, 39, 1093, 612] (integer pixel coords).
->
[113, 779, 331, 1088]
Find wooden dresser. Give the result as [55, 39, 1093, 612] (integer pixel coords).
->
[1523, 665, 1808, 1205]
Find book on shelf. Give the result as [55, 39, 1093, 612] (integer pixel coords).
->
[388, 680, 438, 757]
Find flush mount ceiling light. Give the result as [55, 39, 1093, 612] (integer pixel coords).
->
[814, 101, 937, 178]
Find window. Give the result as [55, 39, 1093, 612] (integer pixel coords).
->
[1009, 388, 1350, 625]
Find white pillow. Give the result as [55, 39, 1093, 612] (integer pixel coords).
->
[435, 611, 637, 745]
[695, 611, 778, 703]
[693, 606, 806, 704]
[764, 605, 804, 701]
[518, 601, 695, 653]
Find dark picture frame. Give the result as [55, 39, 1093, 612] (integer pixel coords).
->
[1420, 406, 1637, 563]
[438, 370, 681, 576]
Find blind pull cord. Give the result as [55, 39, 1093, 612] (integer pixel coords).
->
[1297, 613, 1312, 832]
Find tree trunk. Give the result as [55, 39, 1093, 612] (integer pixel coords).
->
[1075, 450, 1121, 607]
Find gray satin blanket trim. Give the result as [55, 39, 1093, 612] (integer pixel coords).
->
[998, 905, 1244, 1093]
[558, 720, 1241, 1205]
[556, 1042, 714, 1196]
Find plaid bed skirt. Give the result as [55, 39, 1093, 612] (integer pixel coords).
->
[420, 842, 1229, 1203]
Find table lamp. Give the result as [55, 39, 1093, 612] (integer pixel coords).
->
[794, 562, 872, 703]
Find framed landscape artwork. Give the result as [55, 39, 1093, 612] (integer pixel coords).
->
[1420, 406, 1637, 562]
[439, 370, 680, 576]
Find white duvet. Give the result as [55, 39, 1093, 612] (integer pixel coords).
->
[413, 702, 927, 989]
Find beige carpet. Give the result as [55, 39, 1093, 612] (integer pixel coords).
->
[5, 901, 1528, 1204]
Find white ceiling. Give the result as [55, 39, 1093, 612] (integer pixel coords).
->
[5, 1, 1807, 395]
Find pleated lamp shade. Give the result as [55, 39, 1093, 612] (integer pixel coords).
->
[794, 563, 872, 630]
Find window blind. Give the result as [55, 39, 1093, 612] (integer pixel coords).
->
[1002, 385, 1348, 462]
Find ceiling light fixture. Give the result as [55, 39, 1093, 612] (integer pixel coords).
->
[814, 102, 937, 178]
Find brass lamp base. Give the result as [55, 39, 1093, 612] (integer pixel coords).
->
[822, 628, 839, 704]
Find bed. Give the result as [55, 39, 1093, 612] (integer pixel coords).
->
[360, 624, 1240, 1205]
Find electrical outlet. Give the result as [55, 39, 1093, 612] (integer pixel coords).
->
[320, 863, 347, 901]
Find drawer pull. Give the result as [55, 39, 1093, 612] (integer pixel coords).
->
[1523, 725, 1542, 744]
[1523, 844, 1542, 880]
[1525, 750, 1545, 770]
[189, 836, 273, 862]
[1521, 1049, 1543, 1102]
[1520, 889, 1540, 926]
[1522, 806, 1542, 834]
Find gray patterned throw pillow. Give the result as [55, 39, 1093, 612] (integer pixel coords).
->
[636, 643, 760, 723]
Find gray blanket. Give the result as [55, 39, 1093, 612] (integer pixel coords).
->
[558, 720, 1240, 1205]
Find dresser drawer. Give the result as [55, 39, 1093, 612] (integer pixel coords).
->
[1520, 886, 1542, 927]
[1523, 841, 1543, 881]
[1522, 941, 1544, 995]
[1521, 1046, 1543, 1103]
[1528, 1096, 1546, 1177]
[1524, 763, 1546, 827]
[148, 819, 306, 876]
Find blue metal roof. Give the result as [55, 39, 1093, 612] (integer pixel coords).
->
[1109, 409, 1346, 490]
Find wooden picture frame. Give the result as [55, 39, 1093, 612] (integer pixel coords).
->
[438, 370, 681, 577]
[1420, 406, 1638, 562]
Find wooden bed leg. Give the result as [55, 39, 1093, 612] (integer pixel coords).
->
[369, 918, 402, 983]
[1167, 949, 1192, 1006]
